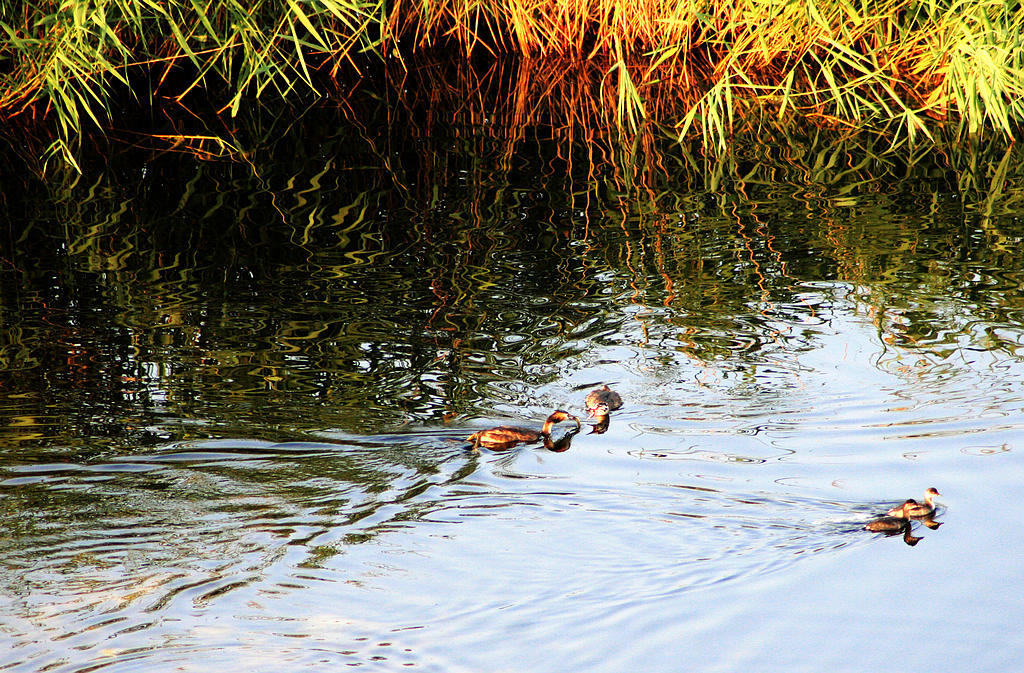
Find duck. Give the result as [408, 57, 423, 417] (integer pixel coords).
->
[588, 403, 612, 435]
[467, 410, 581, 450]
[886, 488, 941, 517]
[865, 499, 917, 532]
[587, 402, 612, 434]
[884, 499, 919, 518]
[585, 385, 622, 418]
[865, 516, 911, 533]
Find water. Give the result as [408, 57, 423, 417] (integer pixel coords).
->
[2, 110, 1024, 672]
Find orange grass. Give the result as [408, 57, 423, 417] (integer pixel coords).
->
[0, 0, 1021, 169]
[390, 0, 1024, 142]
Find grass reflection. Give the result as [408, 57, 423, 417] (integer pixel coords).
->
[0, 80, 1022, 449]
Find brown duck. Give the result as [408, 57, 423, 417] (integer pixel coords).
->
[865, 499, 918, 532]
[886, 488, 941, 517]
[467, 410, 580, 450]
[586, 402, 613, 434]
[584, 385, 622, 418]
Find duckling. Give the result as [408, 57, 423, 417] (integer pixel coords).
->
[467, 410, 580, 450]
[886, 488, 941, 517]
[866, 499, 917, 532]
[585, 385, 622, 418]
[884, 499, 919, 518]
[587, 402, 612, 434]
[865, 516, 911, 533]
[909, 487, 937, 514]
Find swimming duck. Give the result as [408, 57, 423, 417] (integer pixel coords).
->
[886, 488, 941, 517]
[865, 516, 911, 533]
[467, 410, 580, 450]
[865, 499, 917, 532]
[586, 402, 612, 434]
[587, 403, 612, 435]
[585, 385, 622, 418]
[884, 499, 919, 518]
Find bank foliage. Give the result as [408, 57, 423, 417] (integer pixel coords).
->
[0, 0, 1022, 167]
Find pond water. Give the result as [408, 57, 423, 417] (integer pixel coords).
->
[2, 102, 1024, 672]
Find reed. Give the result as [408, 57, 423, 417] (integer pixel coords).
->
[392, 0, 1024, 139]
[0, 0, 1021, 169]
[0, 0, 390, 168]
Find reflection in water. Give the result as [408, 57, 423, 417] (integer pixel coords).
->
[0, 98, 1022, 672]
[902, 524, 924, 546]
[542, 425, 580, 452]
[886, 518, 941, 547]
[1, 134, 1022, 447]
[589, 415, 611, 435]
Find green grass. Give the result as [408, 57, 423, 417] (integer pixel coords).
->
[0, 0, 1022, 169]
[0, 0, 389, 168]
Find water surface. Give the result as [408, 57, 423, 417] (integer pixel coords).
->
[1, 113, 1024, 672]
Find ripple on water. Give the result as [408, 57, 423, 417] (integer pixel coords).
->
[0, 413, 967, 673]
[418, 478, 886, 602]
